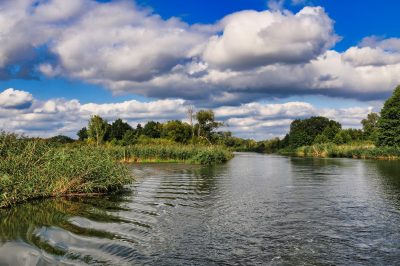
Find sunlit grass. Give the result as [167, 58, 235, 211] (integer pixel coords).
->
[106, 144, 233, 165]
[0, 133, 131, 208]
[283, 142, 400, 160]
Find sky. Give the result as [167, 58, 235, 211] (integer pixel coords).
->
[0, 0, 399, 139]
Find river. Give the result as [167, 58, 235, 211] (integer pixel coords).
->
[1, 153, 400, 265]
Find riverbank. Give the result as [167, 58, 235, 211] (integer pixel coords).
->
[280, 143, 400, 160]
[106, 144, 233, 165]
[0, 133, 233, 208]
[0, 133, 131, 208]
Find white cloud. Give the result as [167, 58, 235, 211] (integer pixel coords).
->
[0, 1, 398, 107]
[342, 46, 400, 67]
[49, 1, 206, 83]
[203, 7, 338, 69]
[0, 88, 33, 109]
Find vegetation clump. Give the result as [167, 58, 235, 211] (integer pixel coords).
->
[268, 85, 400, 160]
[0, 133, 131, 208]
[377, 85, 400, 147]
[106, 144, 232, 164]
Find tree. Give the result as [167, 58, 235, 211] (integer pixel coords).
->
[88, 115, 109, 146]
[195, 110, 222, 143]
[314, 134, 329, 144]
[143, 121, 162, 138]
[288, 116, 341, 148]
[122, 130, 137, 146]
[110, 119, 133, 140]
[136, 124, 143, 136]
[77, 127, 88, 141]
[362, 112, 380, 141]
[162, 120, 192, 143]
[377, 86, 400, 147]
[333, 130, 352, 145]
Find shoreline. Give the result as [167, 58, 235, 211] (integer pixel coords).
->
[278, 144, 400, 161]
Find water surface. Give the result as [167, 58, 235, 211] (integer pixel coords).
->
[1, 153, 400, 265]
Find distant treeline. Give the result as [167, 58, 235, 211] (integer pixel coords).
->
[41, 85, 400, 155]
[253, 85, 400, 154]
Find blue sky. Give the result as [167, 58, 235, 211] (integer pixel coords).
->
[0, 0, 399, 139]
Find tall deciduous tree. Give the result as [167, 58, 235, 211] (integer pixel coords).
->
[289, 116, 341, 148]
[162, 120, 192, 143]
[361, 112, 380, 141]
[195, 110, 222, 142]
[88, 115, 109, 146]
[377, 86, 400, 147]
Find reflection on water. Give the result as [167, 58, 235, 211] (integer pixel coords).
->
[1, 154, 400, 265]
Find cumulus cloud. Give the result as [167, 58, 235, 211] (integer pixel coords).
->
[0, 0, 399, 106]
[49, 1, 206, 83]
[0, 88, 33, 109]
[203, 7, 338, 69]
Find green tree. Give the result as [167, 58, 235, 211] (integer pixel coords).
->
[314, 134, 329, 144]
[136, 124, 143, 136]
[77, 127, 88, 141]
[361, 112, 380, 141]
[377, 86, 400, 147]
[162, 120, 192, 143]
[195, 110, 222, 143]
[288, 116, 341, 148]
[110, 119, 133, 140]
[88, 115, 109, 146]
[333, 130, 352, 145]
[143, 121, 162, 138]
[122, 130, 137, 146]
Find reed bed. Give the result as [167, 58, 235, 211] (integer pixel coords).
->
[106, 144, 233, 164]
[0, 133, 131, 208]
[287, 143, 400, 160]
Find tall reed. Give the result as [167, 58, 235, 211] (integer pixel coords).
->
[0, 133, 131, 208]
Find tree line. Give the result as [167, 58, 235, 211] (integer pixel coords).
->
[252, 85, 400, 152]
[77, 110, 223, 146]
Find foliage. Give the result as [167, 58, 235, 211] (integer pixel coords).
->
[333, 130, 352, 145]
[377, 86, 400, 147]
[362, 112, 380, 142]
[47, 135, 75, 145]
[162, 120, 192, 143]
[88, 115, 109, 146]
[77, 127, 88, 141]
[288, 143, 400, 160]
[121, 130, 138, 146]
[288, 117, 341, 148]
[0, 133, 131, 208]
[106, 144, 233, 164]
[143, 121, 162, 139]
[109, 119, 133, 141]
[195, 110, 222, 142]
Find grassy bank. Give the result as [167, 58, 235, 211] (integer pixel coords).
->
[0, 133, 233, 208]
[0, 133, 131, 208]
[106, 144, 233, 164]
[281, 143, 400, 160]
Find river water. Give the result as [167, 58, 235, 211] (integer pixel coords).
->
[1, 153, 400, 265]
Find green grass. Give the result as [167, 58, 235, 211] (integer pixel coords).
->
[0, 133, 233, 208]
[281, 142, 400, 160]
[0, 133, 131, 208]
[105, 144, 233, 165]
